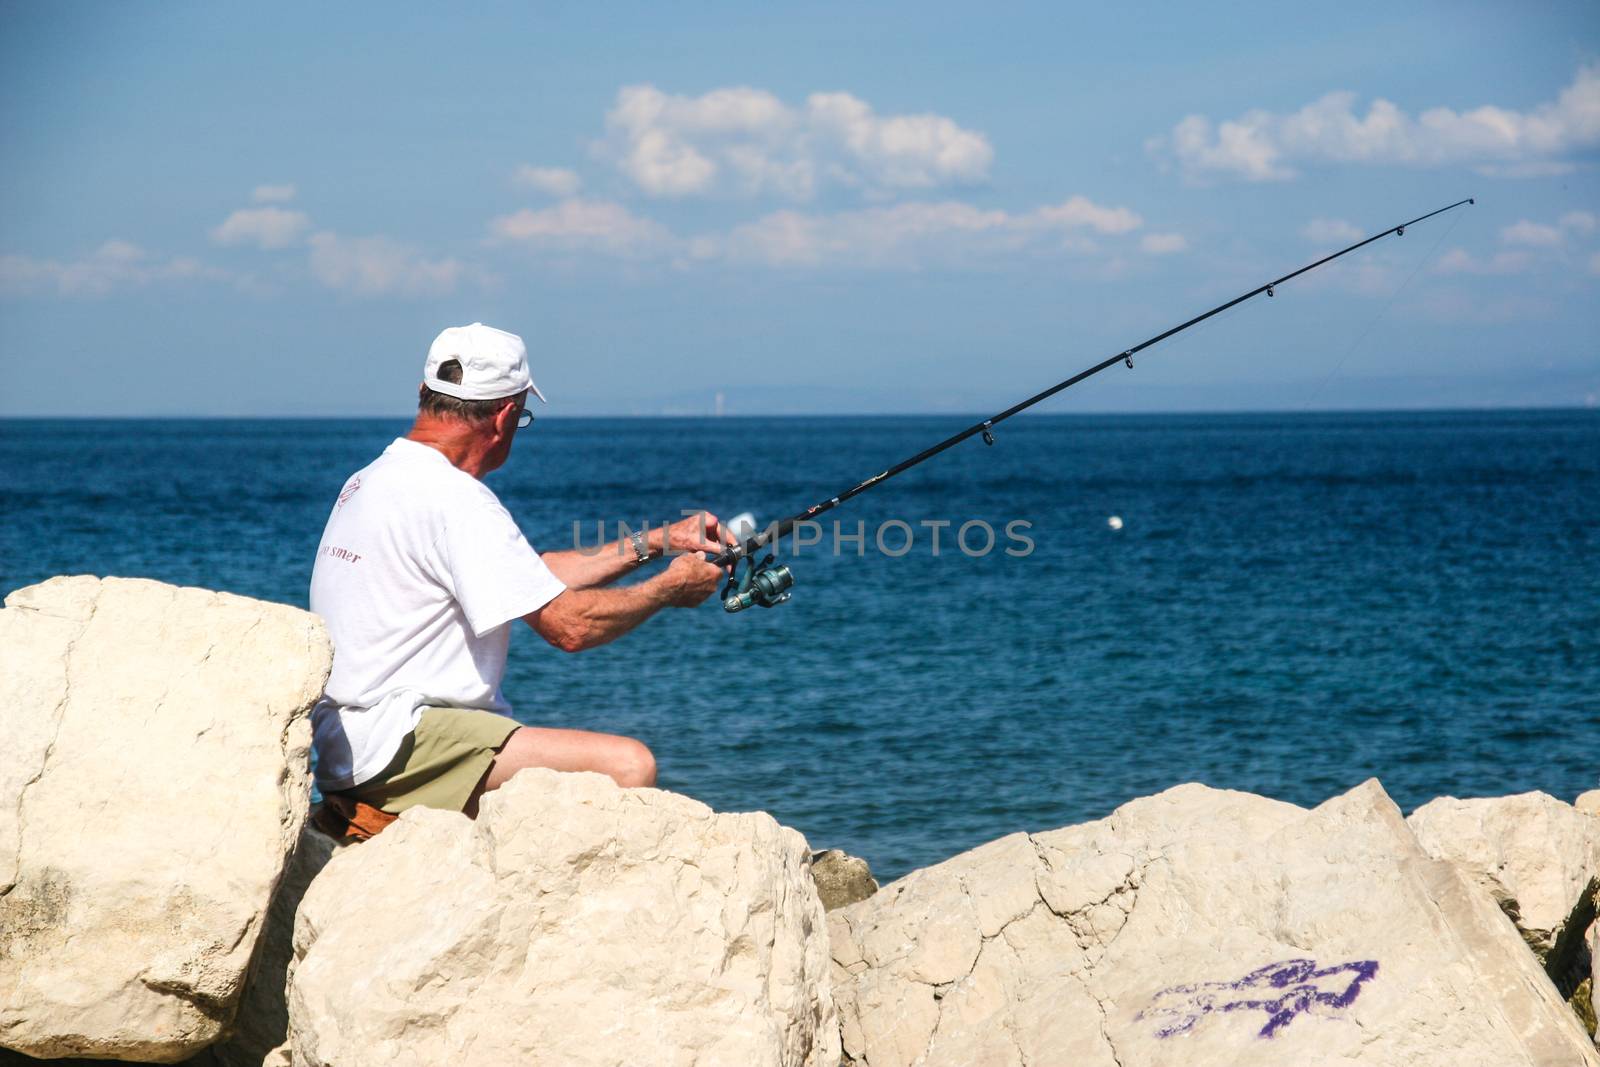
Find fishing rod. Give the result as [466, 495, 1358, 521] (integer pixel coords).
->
[716, 197, 1475, 613]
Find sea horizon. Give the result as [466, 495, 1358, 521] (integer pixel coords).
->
[4, 403, 1597, 422]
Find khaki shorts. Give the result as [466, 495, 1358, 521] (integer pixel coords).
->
[344, 706, 521, 815]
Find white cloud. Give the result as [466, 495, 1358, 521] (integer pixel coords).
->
[1500, 220, 1564, 247]
[1474, 161, 1577, 179]
[1429, 209, 1600, 277]
[252, 184, 297, 203]
[711, 211, 821, 266]
[488, 199, 672, 256]
[0, 240, 228, 296]
[1139, 232, 1188, 255]
[513, 166, 582, 197]
[1164, 112, 1290, 181]
[1499, 211, 1598, 247]
[806, 91, 994, 191]
[1302, 217, 1364, 244]
[1559, 210, 1596, 235]
[307, 233, 464, 296]
[1157, 65, 1600, 181]
[1433, 247, 1533, 275]
[602, 84, 993, 199]
[211, 206, 311, 249]
[1031, 195, 1141, 234]
[706, 194, 1142, 268]
[712, 202, 1003, 267]
[481, 184, 1142, 271]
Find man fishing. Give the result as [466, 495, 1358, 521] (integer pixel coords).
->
[308, 322, 730, 831]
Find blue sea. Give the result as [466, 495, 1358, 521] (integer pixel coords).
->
[3, 411, 1597, 880]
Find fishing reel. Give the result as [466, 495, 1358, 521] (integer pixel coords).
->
[722, 553, 795, 613]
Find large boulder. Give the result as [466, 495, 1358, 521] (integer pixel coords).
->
[1408, 792, 1600, 967]
[1409, 790, 1600, 1043]
[288, 769, 839, 1067]
[0, 576, 330, 1062]
[829, 779, 1599, 1067]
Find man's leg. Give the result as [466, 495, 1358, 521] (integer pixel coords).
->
[464, 727, 657, 816]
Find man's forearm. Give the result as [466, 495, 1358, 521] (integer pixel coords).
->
[542, 528, 667, 590]
[525, 572, 676, 652]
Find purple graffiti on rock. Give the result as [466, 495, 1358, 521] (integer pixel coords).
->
[1136, 958, 1379, 1040]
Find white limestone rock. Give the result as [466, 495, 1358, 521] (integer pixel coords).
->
[288, 769, 839, 1067]
[1577, 790, 1600, 817]
[1408, 791, 1600, 964]
[0, 576, 330, 1063]
[830, 779, 1599, 1067]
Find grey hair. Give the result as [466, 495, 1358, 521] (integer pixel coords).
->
[418, 359, 519, 424]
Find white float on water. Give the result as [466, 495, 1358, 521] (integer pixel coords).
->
[1108, 516, 1124, 530]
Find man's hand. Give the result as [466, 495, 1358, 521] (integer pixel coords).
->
[666, 511, 739, 556]
[662, 553, 724, 607]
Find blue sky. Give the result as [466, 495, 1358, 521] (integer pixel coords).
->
[1, 1, 1596, 416]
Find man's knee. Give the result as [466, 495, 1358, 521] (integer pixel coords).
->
[612, 737, 657, 788]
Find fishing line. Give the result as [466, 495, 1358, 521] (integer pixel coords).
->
[1298, 209, 1466, 411]
[713, 199, 1476, 613]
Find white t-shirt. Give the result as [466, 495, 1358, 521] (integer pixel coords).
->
[308, 438, 567, 790]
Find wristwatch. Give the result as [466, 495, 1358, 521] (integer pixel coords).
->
[629, 529, 651, 565]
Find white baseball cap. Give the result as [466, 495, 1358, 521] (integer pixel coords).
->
[423, 322, 547, 404]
